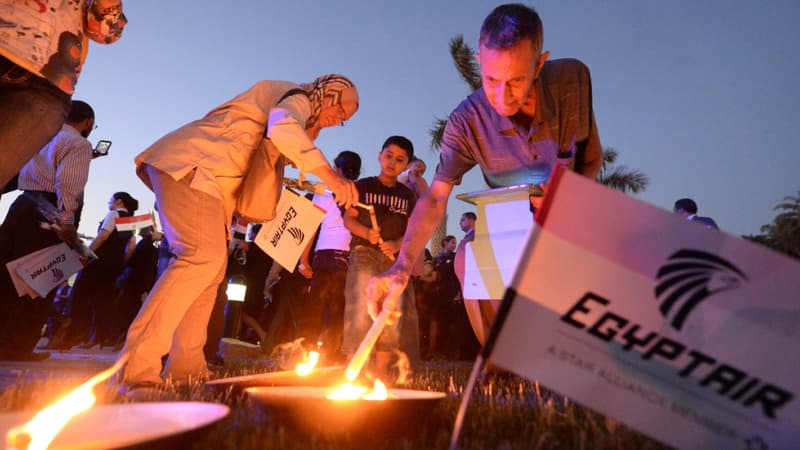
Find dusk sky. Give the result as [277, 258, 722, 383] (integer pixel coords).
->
[2, 0, 798, 242]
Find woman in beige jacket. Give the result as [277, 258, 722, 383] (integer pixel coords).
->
[119, 75, 359, 395]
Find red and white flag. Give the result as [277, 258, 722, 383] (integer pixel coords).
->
[232, 216, 249, 237]
[115, 213, 154, 232]
[487, 166, 800, 449]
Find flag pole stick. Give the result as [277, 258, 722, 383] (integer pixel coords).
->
[448, 354, 486, 450]
[449, 287, 519, 450]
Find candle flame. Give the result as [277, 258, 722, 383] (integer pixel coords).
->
[326, 379, 388, 401]
[295, 351, 320, 376]
[363, 379, 387, 400]
[5, 354, 128, 450]
[327, 382, 368, 400]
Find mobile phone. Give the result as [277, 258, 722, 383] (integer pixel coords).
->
[93, 140, 112, 157]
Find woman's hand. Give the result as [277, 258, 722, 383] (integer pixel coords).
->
[311, 165, 358, 208]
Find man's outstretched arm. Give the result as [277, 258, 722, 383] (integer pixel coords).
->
[367, 179, 453, 318]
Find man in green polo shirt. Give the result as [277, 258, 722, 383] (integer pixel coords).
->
[367, 3, 603, 319]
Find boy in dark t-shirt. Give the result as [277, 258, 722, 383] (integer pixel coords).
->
[341, 136, 417, 378]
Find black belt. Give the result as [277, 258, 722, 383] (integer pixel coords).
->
[23, 190, 58, 204]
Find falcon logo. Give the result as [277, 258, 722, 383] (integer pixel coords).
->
[287, 227, 304, 246]
[51, 267, 64, 283]
[655, 249, 747, 330]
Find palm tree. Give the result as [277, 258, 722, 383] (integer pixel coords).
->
[597, 148, 649, 194]
[746, 192, 800, 258]
[429, 36, 476, 151]
[429, 35, 649, 194]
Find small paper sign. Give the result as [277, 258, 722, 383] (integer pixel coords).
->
[254, 189, 325, 272]
[6, 243, 84, 298]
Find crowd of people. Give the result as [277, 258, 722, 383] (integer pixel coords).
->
[0, 139, 480, 373]
[0, 3, 599, 397]
[2, 3, 724, 398]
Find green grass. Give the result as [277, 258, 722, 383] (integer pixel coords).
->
[0, 360, 671, 450]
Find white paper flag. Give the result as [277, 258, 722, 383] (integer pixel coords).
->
[488, 166, 800, 450]
[254, 189, 325, 272]
[6, 243, 84, 298]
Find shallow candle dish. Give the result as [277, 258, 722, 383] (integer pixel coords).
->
[245, 386, 446, 438]
[206, 366, 345, 392]
[0, 402, 229, 450]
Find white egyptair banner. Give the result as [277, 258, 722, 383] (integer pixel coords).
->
[6, 243, 84, 298]
[254, 189, 325, 272]
[488, 166, 799, 450]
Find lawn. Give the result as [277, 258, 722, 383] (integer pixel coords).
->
[0, 359, 671, 450]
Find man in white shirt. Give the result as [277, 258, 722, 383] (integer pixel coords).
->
[0, 100, 96, 361]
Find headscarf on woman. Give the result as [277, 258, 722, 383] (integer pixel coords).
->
[300, 74, 357, 131]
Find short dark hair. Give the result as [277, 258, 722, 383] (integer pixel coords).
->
[381, 135, 414, 161]
[113, 192, 139, 213]
[67, 100, 94, 123]
[334, 150, 362, 181]
[462, 211, 477, 221]
[674, 198, 698, 214]
[441, 235, 456, 247]
[479, 3, 544, 54]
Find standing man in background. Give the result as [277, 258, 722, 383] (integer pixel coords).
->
[459, 212, 476, 241]
[0, 100, 97, 361]
[0, 0, 127, 187]
[674, 198, 719, 230]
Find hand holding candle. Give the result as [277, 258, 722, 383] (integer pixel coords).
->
[356, 203, 395, 262]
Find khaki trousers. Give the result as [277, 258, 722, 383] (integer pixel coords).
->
[120, 166, 227, 384]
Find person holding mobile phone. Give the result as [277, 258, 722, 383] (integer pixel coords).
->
[93, 140, 112, 158]
[0, 100, 98, 361]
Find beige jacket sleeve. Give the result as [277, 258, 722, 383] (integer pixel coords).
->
[266, 95, 329, 173]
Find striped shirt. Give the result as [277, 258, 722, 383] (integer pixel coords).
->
[18, 124, 92, 225]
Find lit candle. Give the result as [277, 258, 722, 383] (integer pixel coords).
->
[6, 354, 128, 450]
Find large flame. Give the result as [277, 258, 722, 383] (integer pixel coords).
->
[363, 379, 387, 400]
[295, 351, 320, 376]
[5, 354, 128, 450]
[327, 379, 388, 401]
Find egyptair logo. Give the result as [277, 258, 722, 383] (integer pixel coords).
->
[51, 267, 64, 283]
[287, 227, 305, 246]
[654, 249, 747, 330]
